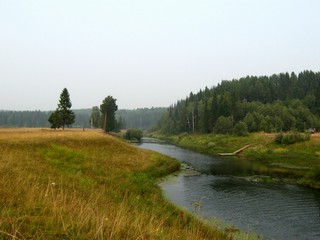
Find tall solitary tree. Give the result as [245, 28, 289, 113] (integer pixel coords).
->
[100, 96, 118, 133]
[48, 88, 75, 129]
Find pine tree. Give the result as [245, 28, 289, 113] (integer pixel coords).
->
[100, 96, 118, 133]
[48, 88, 75, 129]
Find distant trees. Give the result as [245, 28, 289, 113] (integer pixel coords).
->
[90, 106, 101, 128]
[87, 107, 166, 131]
[116, 108, 167, 130]
[0, 110, 51, 127]
[48, 88, 75, 129]
[0, 110, 93, 128]
[100, 96, 118, 133]
[115, 116, 126, 131]
[1, 100, 166, 131]
[158, 70, 320, 135]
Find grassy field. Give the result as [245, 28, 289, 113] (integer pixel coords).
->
[0, 128, 230, 240]
[149, 132, 320, 188]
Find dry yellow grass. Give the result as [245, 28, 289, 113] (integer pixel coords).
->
[0, 128, 226, 240]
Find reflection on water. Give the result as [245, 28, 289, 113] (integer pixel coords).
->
[139, 141, 320, 240]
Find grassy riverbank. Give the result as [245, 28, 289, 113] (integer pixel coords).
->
[0, 129, 228, 239]
[148, 132, 320, 189]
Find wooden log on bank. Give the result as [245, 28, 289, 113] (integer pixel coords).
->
[218, 144, 251, 156]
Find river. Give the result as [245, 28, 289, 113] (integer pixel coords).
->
[138, 140, 320, 240]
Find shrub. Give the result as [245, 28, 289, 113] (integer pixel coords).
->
[214, 116, 233, 134]
[233, 121, 249, 136]
[274, 132, 310, 145]
[125, 128, 143, 142]
[274, 132, 284, 144]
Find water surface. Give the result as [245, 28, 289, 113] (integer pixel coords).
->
[139, 141, 320, 240]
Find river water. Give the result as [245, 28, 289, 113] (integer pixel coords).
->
[138, 140, 320, 240]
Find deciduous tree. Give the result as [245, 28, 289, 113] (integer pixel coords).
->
[90, 106, 101, 128]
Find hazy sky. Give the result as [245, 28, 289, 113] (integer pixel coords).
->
[1, 0, 320, 111]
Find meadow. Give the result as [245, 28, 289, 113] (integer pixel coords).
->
[0, 129, 228, 240]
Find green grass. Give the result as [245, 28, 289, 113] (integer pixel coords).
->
[0, 129, 229, 239]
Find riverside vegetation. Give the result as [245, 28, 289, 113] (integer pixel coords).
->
[0, 129, 230, 240]
[153, 70, 320, 189]
[149, 132, 320, 189]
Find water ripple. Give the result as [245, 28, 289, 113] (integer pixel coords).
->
[140, 142, 320, 240]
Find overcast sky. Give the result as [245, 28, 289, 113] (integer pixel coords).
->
[1, 0, 320, 111]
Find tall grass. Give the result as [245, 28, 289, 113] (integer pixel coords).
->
[0, 129, 226, 239]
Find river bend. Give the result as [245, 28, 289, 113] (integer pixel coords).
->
[139, 141, 320, 240]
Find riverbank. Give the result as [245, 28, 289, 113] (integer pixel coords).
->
[148, 132, 320, 189]
[0, 128, 228, 239]
[140, 140, 320, 240]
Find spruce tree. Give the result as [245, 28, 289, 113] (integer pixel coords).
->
[48, 88, 75, 129]
[100, 96, 118, 133]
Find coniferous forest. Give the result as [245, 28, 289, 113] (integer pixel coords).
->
[2, 70, 320, 134]
[0, 108, 166, 130]
[0, 110, 91, 128]
[158, 70, 320, 135]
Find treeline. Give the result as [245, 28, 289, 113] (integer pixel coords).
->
[116, 108, 167, 130]
[0, 110, 92, 128]
[90, 107, 167, 131]
[158, 70, 320, 135]
[0, 110, 51, 128]
[0, 108, 166, 130]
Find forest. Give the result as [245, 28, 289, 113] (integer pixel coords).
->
[89, 106, 166, 131]
[0, 108, 166, 130]
[0, 110, 91, 128]
[157, 70, 320, 135]
[2, 70, 320, 134]
[116, 108, 166, 130]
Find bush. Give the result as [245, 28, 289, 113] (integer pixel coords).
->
[274, 132, 310, 145]
[125, 129, 143, 142]
[233, 121, 249, 136]
[274, 132, 284, 144]
[214, 116, 233, 134]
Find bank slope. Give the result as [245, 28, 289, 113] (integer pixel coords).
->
[0, 129, 227, 239]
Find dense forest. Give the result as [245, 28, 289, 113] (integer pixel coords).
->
[0, 110, 91, 128]
[0, 110, 50, 128]
[0, 108, 166, 130]
[3, 70, 320, 134]
[89, 107, 166, 131]
[158, 70, 320, 135]
[116, 108, 166, 130]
